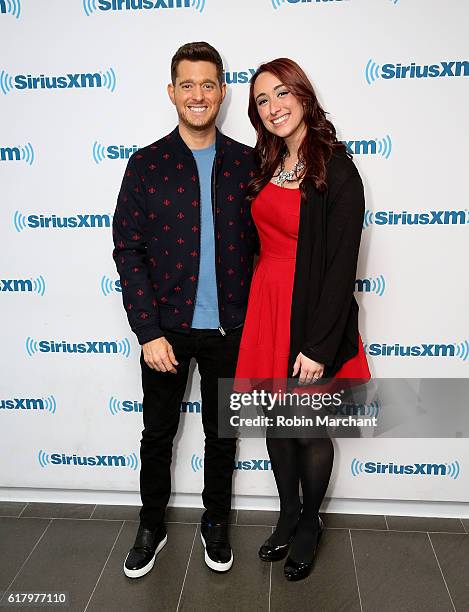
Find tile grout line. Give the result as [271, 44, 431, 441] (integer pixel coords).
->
[268, 526, 273, 612]
[348, 529, 364, 612]
[16, 503, 28, 518]
[427, 533, 457, 612]
[176, 525, 198, 612]
[83, 520, 125, 612]
[0, 518, 52, 605]
[235, 509, 239, 525]
[88, 504, 98, 519]
[384, 515, 389, 530]
[459, 518, 467, 534]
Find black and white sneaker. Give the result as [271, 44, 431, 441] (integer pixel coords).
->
[123, 524, 167, 578]
[200, 511, 233, 572]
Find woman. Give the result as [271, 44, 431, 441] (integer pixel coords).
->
[235, 58, 370, 581]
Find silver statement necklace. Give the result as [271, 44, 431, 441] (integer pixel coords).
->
[274, 155, 305, 187]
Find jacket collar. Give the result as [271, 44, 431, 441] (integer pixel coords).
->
[167, 125, 228, 160]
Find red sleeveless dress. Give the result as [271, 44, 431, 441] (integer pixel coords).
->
[235, 181, 369, 383]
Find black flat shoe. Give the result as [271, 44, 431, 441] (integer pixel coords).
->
[124, 524, 167, 579]
[258, 537, 293, 562]
[284, 516, 324, 581]
[258, 506, 303, 562]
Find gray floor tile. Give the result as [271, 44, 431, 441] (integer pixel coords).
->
[178, 525, 271, 612]
[6, 518, 122, 612]
[270, 529, 361, 612]
[321, 512, 387, 530]
[92, 504, 140, 521]
[386, 515, 465, 533]
[0, 501, 27, 517]
[429, 532, 469, 611]
[352, 529, 454, 612]
[21, 502, 95, 520]
[237, 509, 279, 526]
[86, 521, 197, 612]
[0, 518, 50, 591]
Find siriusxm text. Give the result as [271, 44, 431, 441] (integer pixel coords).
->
[1, 398, 45, 410]
[38, 341, 120, 354]
[382, 61, 468, 80]
[24, 214, 111, 229]
[367, 343, 458, 357]
[373, 210, 467, 225]
[13, 73, 105, 90]
[364, 462, 449, 476]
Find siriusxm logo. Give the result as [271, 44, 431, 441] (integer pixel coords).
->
[101, 275, 121, 296]
[363, 341, 469, 361]
[108, 396, 201, 415]
[336, 402, 379, 418]
[93, 141, 139, 164]
[365, 59, 469, 85]
[83, 0, 205, 16]
[1, 395, 56, 413]
[25, 337, 131, 358]
[13, 211, 112, 232]
[1, 143, 34, 165]
[0, 68, 116, 95]
[191, 455, 271, 473]
[355, 275, 385, 297]
[351, 458, 460, 479]
[1, 276, 46, 296]
[0, 0, 21, 18]
[271, 0, 350, 10]
[38, 450, 139, 470]
[223, 69, 256, 85]
[341, 135, 392, 159]
[363, 209, 469, 229]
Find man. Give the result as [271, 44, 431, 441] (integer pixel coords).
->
[112, 42, 257, 577]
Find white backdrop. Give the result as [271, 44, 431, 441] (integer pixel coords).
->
[1, 0, 468, 512]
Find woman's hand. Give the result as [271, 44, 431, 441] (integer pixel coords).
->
[292, 352, 324, 385]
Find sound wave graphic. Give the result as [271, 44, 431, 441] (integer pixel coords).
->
[0, 69, 14, 95]
[351, 458, 364, 477]
[92, 141, 106, 164]
[13, 210, 27, 232]
[365, 59, 380, 85]
[118, 338, 131, 358]
[38, 449, 50, 468]
[191, 0, 205, 12]
[271, 0, 285, 9]
[354, 402, 380, 417]
[2, 0, 21, 18]
[25, 336, 39, 357]
[455, 340, 469, 362]
[82, 0, 97, 16]
[100, 67, 116, 92]
[108, 396, 122, 416]
[377, 135, 392, 159]
[191, 453, 204, 472]
[32, 275, 46, 296]
[446, 460, 460, 480]
[363, 209, 374, 228]
[389, 0, 399, 5]
[100, 275, 117, 296]
[43, 395, 57, 414]
[126, 452, 139, 471]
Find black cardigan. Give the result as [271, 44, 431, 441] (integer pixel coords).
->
[288, 149, 365, 378]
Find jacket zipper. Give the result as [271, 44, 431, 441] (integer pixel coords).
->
[211, 156, 226, 336]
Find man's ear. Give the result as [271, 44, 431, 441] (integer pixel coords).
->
[167, 82, 175, 105]
[220, 82, 227, 103]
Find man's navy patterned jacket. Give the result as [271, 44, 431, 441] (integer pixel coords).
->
[112, 127, 258, 345]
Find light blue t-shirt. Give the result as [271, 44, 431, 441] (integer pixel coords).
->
[191, 144, 220, 329]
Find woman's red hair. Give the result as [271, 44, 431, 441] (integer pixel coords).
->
[247, 58, 347, 199]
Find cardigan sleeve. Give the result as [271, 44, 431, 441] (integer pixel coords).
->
[300, 168, 364, 366]
[112, 156, 164, 345]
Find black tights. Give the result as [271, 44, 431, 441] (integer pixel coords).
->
[266, 435, 334, 562]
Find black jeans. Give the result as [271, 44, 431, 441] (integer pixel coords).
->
[139, 327, 242, 529]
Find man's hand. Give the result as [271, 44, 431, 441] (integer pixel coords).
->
[142, 337, 178, 373]
[292, 352, 324, 385]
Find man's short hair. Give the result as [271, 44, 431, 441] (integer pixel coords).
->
[171, 41, 224, 85]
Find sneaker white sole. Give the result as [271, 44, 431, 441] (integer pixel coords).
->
[123, 534, 168, 579]
[200, 533, 233, 572]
